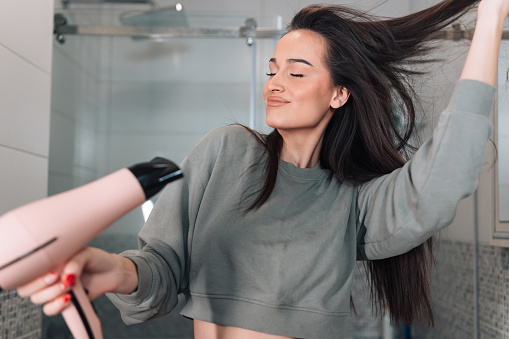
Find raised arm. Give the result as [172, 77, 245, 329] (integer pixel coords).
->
[357, 1, 504, 260]
[460, 0, 509, 85]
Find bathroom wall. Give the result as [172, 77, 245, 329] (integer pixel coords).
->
[0, 0, 54, 338]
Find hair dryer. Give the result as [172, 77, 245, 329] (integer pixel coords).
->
[0, 157, 183, 339]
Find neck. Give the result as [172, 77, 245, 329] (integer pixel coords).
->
[278, 128, 325, 169]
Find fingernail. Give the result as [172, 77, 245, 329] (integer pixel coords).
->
[43, 272, 59, 285]
[60, 274, 76, 290]
[62, 293, 73, 304]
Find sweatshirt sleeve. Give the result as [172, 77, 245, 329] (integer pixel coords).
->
[356, 79, 495, 260]
[105, 130, 220, 324]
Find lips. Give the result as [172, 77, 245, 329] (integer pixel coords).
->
[267, 96, 290, 107]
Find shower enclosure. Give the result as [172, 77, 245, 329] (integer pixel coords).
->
[47, 2, 282, 338]
[49, 3, 283, 225]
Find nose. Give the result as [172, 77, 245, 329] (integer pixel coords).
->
[266, 74, 284, 93]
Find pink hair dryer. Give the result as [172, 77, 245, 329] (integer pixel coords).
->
[0, 157, 183, 339]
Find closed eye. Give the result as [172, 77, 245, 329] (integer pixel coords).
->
[265, 73, 303, 78]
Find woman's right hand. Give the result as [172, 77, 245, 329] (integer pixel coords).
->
[16, 247, 139, 316]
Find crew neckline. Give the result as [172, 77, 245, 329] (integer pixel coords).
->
[278, 158, 328, 181]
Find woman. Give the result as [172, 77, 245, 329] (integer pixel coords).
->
[18, 0, 506, 338]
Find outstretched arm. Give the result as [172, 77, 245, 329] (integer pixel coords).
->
[460, 0, 509, 85]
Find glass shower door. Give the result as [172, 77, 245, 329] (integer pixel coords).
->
[47, 5, 272, 338]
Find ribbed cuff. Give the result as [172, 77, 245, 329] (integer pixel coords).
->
[107, 251, 153, 304]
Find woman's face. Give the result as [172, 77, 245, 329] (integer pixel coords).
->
[263, 29, 348, 132]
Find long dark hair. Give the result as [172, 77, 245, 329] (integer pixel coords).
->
[243, 0, 480, 326]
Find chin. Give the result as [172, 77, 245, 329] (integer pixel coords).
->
[265, 112, 287, 130]
[265, 118, 283, 130]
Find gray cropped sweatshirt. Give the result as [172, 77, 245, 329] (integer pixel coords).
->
[107, 79, 495, 338]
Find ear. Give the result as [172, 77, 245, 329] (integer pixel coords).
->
[330, 86, 350, 109]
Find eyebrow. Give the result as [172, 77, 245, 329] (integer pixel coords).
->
[269, 58, 314, 67]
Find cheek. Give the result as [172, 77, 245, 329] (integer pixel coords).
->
[297, 84, 332, 109]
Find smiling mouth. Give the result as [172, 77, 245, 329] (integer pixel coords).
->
[267, 97, 290, 107]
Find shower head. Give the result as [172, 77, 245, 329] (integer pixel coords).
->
[62, 0, 156, 8]
[120, 3, 188, 28]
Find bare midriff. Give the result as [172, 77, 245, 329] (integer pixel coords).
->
[193, 319, 298, 339]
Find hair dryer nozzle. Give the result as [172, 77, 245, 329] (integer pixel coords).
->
[128, 157, 183, 199]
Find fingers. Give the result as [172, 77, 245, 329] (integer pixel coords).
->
[17, 271, 60, 297]
[42, 293, 73, 316]
[15, 247, 115, 316]
[17, 271, 77, 316]
[60, 247, 93, 279]
[16, 248, 93, 317]
[30, 273, 76, 305]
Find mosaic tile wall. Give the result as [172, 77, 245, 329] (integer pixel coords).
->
[478, 244, 509, 338]
[0, 290, 41, 339]
[414, 239, 509, 339]
[413, 240, 476, 338]
[42, 233, 383, 339]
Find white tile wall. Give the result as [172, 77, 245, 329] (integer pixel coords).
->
[0, 146, 48, 215]
[0, 0, 53, 212]
[0, 0, 53, 334]
[0, 6, 51, 332]
[0, 45, 51, 157]
[0, 0, 52, 239]
[0, 0, 54, 73]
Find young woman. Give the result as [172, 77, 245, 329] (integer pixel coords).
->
[18, 0, 506, 337]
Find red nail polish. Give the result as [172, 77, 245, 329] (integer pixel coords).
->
[61, 274, 76, 290]
[62, 293, 73, 304]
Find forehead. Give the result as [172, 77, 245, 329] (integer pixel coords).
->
[272, 29, 327, 66]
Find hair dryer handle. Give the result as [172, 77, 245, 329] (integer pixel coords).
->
[61, 279, 102, 339]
